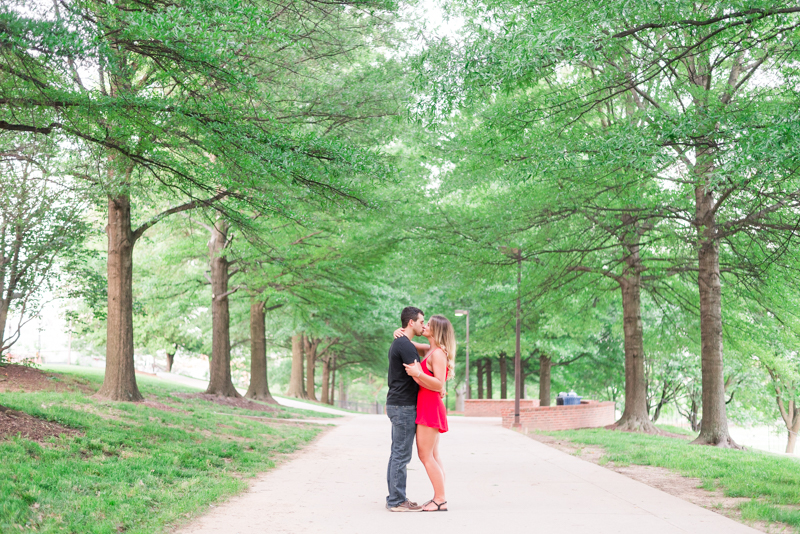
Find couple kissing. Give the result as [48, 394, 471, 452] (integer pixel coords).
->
[385, 306, 456, 513]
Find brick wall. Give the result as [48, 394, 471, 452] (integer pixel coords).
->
[500, 400, 615, 430]
[465, 399, 540, 417]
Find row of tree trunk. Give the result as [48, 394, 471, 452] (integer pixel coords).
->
[194, 219, 278, 403]
[98, 208, 338, 406]
[474, 357, 506, 399]
[286, 333, 339, 405]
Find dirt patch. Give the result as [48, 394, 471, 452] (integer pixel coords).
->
[525, 432, 790, 533]
[529, 432, 608, 461]
[0, 404, 81, 443]
[175, 393, 279, 413]
[142, 400, 184, 413]
[0, 364, 96, 395]
[70, 403, 129, 422]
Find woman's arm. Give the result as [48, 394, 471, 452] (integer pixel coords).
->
[428, 350, 447, 392]
[393, 328, 430, 357]
[404, 349, 446, 392]
[412, 341, 429, 357]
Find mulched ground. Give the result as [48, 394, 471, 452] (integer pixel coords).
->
[0, 365, 277, 443]
[0, 364, 96, 395]
[176, 392, 280, 413]
[142, 400, 184, 413]
[0, 364, 92, 443]
[0, 404, 81, 443]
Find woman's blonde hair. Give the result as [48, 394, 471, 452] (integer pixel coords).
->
[428, 314, 456, 380]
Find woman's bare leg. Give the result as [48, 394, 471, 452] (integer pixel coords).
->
[416, 424, 447, 510]
[432, 433, 445, 486]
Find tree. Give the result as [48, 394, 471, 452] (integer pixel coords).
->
[204, 219, 240, 396]
[767, 364, 800, 454]
[417, 0, 800, 446]
[2, 0, 398, 400]
[728, 274, 800, 453]
[0, 134, 87, 357]
[287, 334, 307, 398]
[244, 296, 280, 403]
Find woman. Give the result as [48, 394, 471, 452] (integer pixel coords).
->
[394, 314, 456, 512]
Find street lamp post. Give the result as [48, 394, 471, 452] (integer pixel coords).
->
[455, 310, 469, 400]
[514, 250, 522, 427]
[500, 246, 523, 427]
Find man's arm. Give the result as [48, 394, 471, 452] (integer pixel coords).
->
[404, 350, 445, 393]
[399, 342, 420, 366]
[399, 343, 438, 391]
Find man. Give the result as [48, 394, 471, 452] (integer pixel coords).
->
[385, 306, 425, 512]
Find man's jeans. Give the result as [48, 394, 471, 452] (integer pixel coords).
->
[386, 404, 417, 507]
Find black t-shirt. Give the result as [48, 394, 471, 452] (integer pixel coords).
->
[386, 336, 420, 406]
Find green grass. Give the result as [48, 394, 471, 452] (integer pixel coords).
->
[655, 423, 697, 437]
[1, 365, 329, 533]
[537, 428, 800, 530]
[39, 365, 338, 419]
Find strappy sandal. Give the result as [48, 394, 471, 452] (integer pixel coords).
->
[422, 500, 448, 512]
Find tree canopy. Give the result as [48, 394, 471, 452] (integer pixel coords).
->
[3, 0, 800, 452]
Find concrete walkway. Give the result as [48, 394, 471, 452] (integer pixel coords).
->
[270, 395, 352, 416]
[177, 415, 760, 534]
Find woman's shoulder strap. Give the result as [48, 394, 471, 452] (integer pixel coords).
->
[429, 347, 446, 360]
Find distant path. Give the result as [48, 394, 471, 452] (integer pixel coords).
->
[270, 396, 353, 416]
[177, 415, 760, 534]
[152, 372, 352, 416]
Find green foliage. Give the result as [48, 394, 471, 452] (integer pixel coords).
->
[0, 133, 91, 354]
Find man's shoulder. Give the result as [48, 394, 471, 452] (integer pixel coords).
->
[389, 336, 412, 353]
[392, 336, 412, 347]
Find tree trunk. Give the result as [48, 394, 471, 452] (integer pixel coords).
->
[245, 298, 276, 403]
[776, 394, 799, 454]
[539, 353, 551, 407]
[485, 359, 492, 399]
[286, 334, 306, 398]
[339, 375, 346, 403]
[166, 351, 175, 373]
[455, 385, 465, 411]
[0, 300, 9, 353]
[788, 426, 798, 454]
[610, 275, 658, 432]
[320, 356, 330, 404]
[477, 359, 484, 399]
[304, 336, 319, 401]
[692, 170, 737, 447]
[499, 352, 508, 399]
[97, 194, 143, 401]
[329, 356, 336, 405]
[206, 220, 240, 397]
[689, 394, 700, 432]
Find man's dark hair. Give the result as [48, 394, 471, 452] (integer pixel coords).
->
[401, 306, 424, 328]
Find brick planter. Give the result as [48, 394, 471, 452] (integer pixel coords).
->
[465, 399, 540, 417]
[501, 400, 615, 430]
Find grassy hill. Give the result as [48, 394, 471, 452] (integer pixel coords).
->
[0, 364, 334, 533]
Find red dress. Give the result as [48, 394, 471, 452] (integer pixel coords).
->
[416, 353, 449, 433]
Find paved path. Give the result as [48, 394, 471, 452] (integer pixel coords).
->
[270, 395, 352, 416]
[178, 415, 760, 534]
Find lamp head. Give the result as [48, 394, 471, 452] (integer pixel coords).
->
[454, 309, 468, 317]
